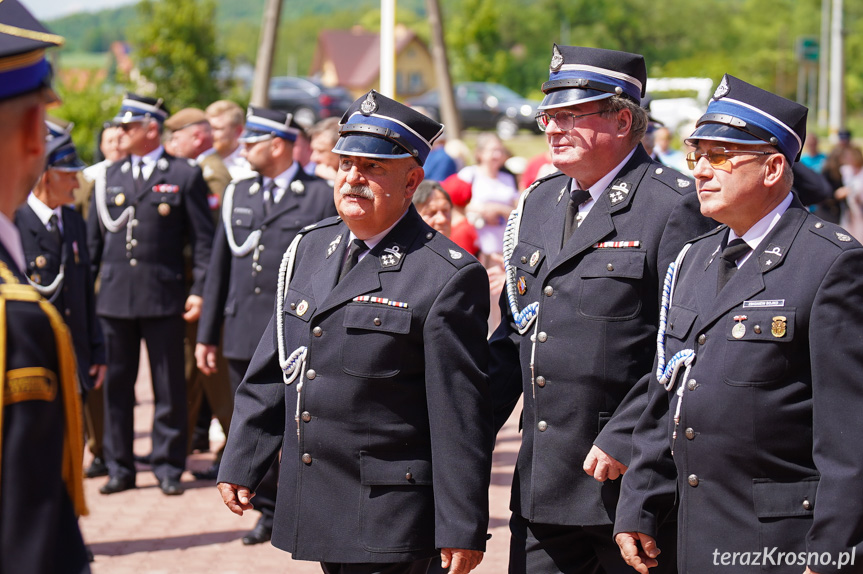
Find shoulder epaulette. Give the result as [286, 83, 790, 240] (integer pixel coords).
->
[301, 215, 342, 234]
[423, 232, 477, 269]
[648, 163, 695, 194]
[809, 219, 862, 249]
[687, 223, 727, 245]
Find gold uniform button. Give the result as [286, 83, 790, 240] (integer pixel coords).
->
[802, 498, 812, 510]
[535, 376, 546, 388]
[306, 369, 316, 380]
[544, 286, 554, 297]
[688, 474, 699, 487]
[698, 334, 707, 345]
[373, 318, 382, 326]
[301, 453, 312, 464]
[537, 332, 548, 343]
[538, 421, 548, 431]
[312, 327, 323, 337]
[301, 411, 311, 422]
[685, 427, 695, 440]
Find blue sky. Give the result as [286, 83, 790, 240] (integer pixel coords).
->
[25, 0, 137, 21]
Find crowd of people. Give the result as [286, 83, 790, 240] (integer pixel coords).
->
[3, 3, 863, 574]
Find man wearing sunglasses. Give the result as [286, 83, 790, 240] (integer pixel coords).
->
[614, 75, 863, 573]
[488, 44, 711, 573]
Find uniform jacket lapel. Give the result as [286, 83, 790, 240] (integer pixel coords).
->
[20, 205, 61, 261]
[311, 227, 348, 307]
[694, 201, 807, 334]
[540, 180, 571, 262]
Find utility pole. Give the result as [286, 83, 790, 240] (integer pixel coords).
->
[425, 0, 461, 137]
[250, 0, 282, 107]
[818, 0, 830, 129]
[380, 0, 396, 98]
[828, 0, 844, 138]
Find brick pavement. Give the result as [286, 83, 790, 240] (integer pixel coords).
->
[81, 351, 521, 573]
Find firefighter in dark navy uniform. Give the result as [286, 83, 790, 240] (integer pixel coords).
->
[87, 93, 214, 496]
[16, 125, 106, 398]
[216, 91, 493, 574]
[195, 106, 337, 542]
[488, 44, 713, 574]
[613, 75, 863, 574]
[0, 2, 90, 571]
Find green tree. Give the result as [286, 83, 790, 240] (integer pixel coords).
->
[131, 0, 221, 109]
[52, 74, 124, 164]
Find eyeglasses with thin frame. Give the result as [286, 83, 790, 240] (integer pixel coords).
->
[535, 110, 604, 132]
[685, 147, 774, 170]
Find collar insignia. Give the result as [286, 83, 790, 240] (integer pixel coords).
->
[381, 245, 403, 267]
[290, 180, 305, 194]
[608, 181, 630, 205]
[327, 234, 342, 258]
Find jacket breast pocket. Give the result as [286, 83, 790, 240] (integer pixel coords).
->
[341, 304, 410, 378]
[578, 251, 646, 320]
[359, 452, 434, 552]
[150, 192, 181, 207]
[666, 305, 697, 341]
[231, 207, 254, 228]
[723, 308, 795, 386]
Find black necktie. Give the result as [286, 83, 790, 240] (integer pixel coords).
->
[48, 213, 62, 246]
[716, 237, 751, 293]
[134, 160, 145, 192]
[263, 180, 277, 215]
[563, 188, 591, 245]
[339, 238, 368, 283]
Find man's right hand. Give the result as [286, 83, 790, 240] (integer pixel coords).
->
[217, 482, 255, 516]
[195, 343, 218, 375]
[615, 532, 660, 574]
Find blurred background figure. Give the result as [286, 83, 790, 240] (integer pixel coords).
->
[307, 117, 340, 183]
[293, 124, 314, 175]
[800, 132, 827, 172]
[206, 100, 251, 179]
[837, 145, 863, 242]
[414, 180, 452, 237]
[441, 173, 479, 257]
[653, 125, 688, 172]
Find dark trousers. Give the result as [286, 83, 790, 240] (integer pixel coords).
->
[508, 513, 678, 574]
[321, 558, 434, 574]
[83, 385, 104, 459]
[227, 358, 250, 396]
[184, 320, 232, 455]
[101, 315, 187, 482]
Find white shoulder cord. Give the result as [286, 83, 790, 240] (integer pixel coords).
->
[275, 232, 309, 439]
[28, 264, 64, 301]
[503, 181, 541, 334]
[94, 168, 135, 235]
[654, 242, 695, 454]
[222, 181, 263, 258]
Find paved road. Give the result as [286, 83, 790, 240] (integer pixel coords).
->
[81, 349, 522, 573]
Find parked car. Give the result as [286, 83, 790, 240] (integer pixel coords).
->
[268, 76, 354, 127]
[407, 82, 542, 139]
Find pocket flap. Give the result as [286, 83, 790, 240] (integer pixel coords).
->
[510, 241, 545, 276]
[580, 251, 645, 279]
[667, 306, 698, 340]
[231, 207, 254, 228]
[344, 304, 411, 334]
[360, 452, 433, 485]
[752, 477, 818, 518]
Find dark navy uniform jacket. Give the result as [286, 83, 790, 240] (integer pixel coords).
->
[0, 243, 89, 574]
[218, 207, 494, 563]
[16, 204, 104, 391]
[489, 146, 713, 526]
[87, 152, 214, 318]
[197, 170, 337, 361]
[611, 201, 863, 573]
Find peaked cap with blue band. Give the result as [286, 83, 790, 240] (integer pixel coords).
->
[333, 90, 443, 166]
[686, 74, 808, 163]
[45, 131, 85, 172]
[539, 44, 646, 110]
[113, 93, 170, 125]
[240, 106, 301, 143]
[0, 0, 64, 102]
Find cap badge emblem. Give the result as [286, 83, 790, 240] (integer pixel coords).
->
[771, 316, 787, 338]
[448, 249, 463, 260]
[361, 91, 378, 115]
[550, 45, 564, 72]
[713, 75, 730, 100]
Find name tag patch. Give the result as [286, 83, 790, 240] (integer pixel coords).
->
[742, 299, 785, 308]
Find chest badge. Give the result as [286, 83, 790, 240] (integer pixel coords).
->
[35, 255, 47, 268]
[30, 273, 41, 284]
[608, 181, 630, 205]
[157, 157, 169, 171]
[296, 300, 309, 317]
[517, 276, 527, 295]
[327, 234, 342, 258]
[732, 315, 747, 339]
[381, 245, 402, 267]
[114, 193, 126, 206]
[529, 250, 541, 267]
[290, 180, 305, 194]
[158, 203, 171, 216]
[771, 316, 787, 338]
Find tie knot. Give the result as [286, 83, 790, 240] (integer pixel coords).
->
[721, 238, 750, 263]
[570, 188, 590, 205]
[349, 238, 368, 254]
